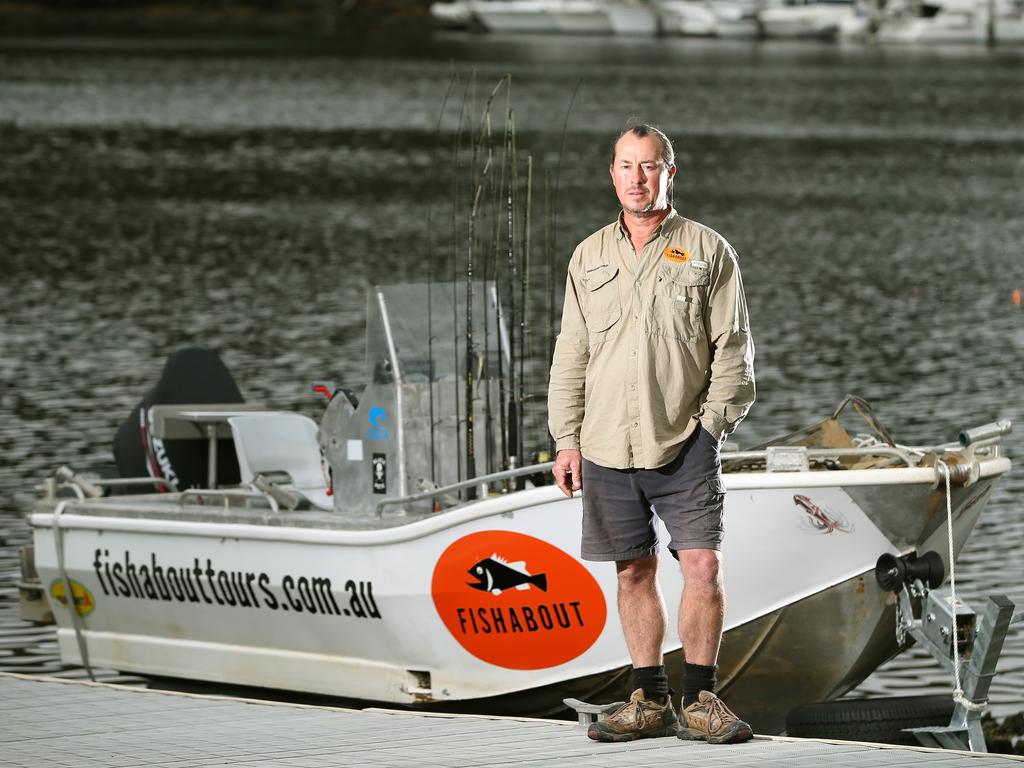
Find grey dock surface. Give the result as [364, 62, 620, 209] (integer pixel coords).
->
[2, 672, 1022, 767]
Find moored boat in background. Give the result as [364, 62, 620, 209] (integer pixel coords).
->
[759, 0, 863, 38]
[606, 0, 662, 34]
[877, 0, 1024, 43]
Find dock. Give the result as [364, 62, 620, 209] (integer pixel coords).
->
[2, 672, 1022, 767]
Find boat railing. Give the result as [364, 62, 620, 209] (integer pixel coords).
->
[37, 466, 177, 500]
[178, 488, 283, 514]
[374, 461, 555, 516]
[724, 420, 1011, 474]
[40, 421, 1009, 514]
[723, 445, 923, 471]
[376, 430, 1011, 514]
[40, 466, 286, 513]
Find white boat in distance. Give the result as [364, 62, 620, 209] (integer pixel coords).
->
[606, 0, 662, 34]
[24, 283, 1012, 734]
[759, 0, 866, 38]
[466, 0, 614, 33]
[659, 0, 720, 34]
[429, 0, 477, 28]
[877, 0, 1024, 43]
[557, 0, 615, 32]
[467, 0, 558, 32]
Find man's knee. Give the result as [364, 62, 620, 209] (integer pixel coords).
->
[679, 549, 723, 589]
[616, 554, 659, 592]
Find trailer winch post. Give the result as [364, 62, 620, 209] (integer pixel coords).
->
[897, 587, 1016, 751]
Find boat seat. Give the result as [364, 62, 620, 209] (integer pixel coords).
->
[227, 413, 333, 511]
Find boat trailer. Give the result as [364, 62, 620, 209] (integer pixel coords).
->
[874, 549, 1019, 752]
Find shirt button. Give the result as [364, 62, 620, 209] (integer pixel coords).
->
[630, 349, 637, 356]
[632, 422, 639, 428]
[630, 384, 636, 390]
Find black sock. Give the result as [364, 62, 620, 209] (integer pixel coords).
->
[683, 662, 717, 708]
[632, 665, 669, 703]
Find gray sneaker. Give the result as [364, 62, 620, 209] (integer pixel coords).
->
[677, 690, 754, 744]
[587, 688, 679, 742]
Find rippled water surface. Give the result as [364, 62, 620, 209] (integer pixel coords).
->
[1, 32, 1022, 718]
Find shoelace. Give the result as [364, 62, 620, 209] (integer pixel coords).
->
[609, 696, 653, 729]
[700, 695, 735, 730]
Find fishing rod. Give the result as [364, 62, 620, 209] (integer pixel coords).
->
[464, 76, 509, 499]
[506, 109, 520, 481]
[480, 102, 496, 479]
[465, 150, 480, 497]
[544, 167, 554, 458]
[518, 152, 533, 482]
[451, 75, 473, 490]
[492, 88, 512, 484]
[428, 72, 459, 489]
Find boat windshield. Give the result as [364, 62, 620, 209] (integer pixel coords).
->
[365, 282, 509, 384]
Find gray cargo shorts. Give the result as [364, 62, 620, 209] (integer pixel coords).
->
[581, 425, 724, 561]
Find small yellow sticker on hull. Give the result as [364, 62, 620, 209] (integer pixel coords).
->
[49, 578, 96, 616]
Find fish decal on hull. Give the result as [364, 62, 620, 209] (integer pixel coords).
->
[793, 494, 855, 534]
[468, 555, 548, 595]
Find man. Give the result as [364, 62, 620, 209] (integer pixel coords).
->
[548, 124, 755, 745]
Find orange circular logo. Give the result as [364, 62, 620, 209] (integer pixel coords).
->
[432, 531, 606, 670]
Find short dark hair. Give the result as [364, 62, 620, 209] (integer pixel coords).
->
[610, 124, 675, 168]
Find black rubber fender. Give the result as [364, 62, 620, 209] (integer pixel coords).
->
[785, 695, 955, 745]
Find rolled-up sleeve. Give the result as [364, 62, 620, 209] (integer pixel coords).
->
[700, 244, 755, 441]
[548, 266, 590, 452]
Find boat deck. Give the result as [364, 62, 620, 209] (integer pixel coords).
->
[3, 672, 1022, 767]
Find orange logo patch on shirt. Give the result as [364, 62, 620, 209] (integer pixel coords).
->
[662, 247, 689, 263]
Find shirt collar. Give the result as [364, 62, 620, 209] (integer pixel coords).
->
[615, 207, 678, 240]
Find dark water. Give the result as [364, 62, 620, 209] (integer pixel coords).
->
[1, 32, 1022, 717]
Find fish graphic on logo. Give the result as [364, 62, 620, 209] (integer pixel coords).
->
[793, 494, 854, 534]
[467, 555, 548, 595]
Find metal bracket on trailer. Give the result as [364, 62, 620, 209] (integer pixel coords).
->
[562, 698, 626, 728]
[895, 585, 1016, 752]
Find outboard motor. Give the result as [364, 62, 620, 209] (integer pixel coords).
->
[112, 347, 243, 492]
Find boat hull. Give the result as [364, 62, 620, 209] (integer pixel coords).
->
[469, 1, 557, 32]
[606, 3, 661, 35]
[30, 458, 1008, 730]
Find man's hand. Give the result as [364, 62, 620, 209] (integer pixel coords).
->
[552, 449, 582, 497]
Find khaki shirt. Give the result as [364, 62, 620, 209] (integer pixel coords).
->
[548, 209, 755, 469]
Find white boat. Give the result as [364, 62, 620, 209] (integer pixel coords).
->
[712, 0, 764, 36]
[759, 0, 861, 38]
[877, 0, 1024, 43]
[606, 0, 662, 34]
[429, 0, 476, 28]
[553, 0, 614, 31]
[22, 282, 1013, 733]
[993, 0, 1024, 40]
[468, 0, 558, 32]
[659, 0, 720, 34]
[658, 0, 767, 36]
[468, 0, 612, 33]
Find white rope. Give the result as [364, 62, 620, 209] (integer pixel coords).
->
[936, 459, 987, 727]
[52, 499, 95, 681]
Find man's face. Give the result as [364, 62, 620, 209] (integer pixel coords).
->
[609, 132, 676, 217]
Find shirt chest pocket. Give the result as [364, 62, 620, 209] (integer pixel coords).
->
[578, 265, 622, 345]
[653, 263, 709, 343]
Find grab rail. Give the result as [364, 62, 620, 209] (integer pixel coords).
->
[40, 467, 178, 500]
[375, 462, 555, 516]
[723, 445, 921, 467]
[178, 488, 280, 514]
